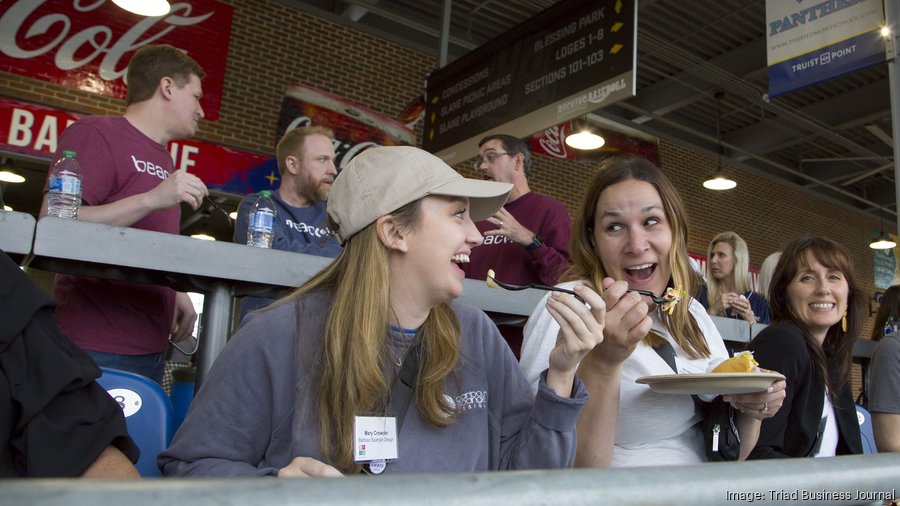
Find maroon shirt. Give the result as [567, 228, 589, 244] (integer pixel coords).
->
[463, 191, 572, 286]
[462, 191, 571, 357]
[48, 116, 179, 355]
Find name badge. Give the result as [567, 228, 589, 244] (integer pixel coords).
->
[354, 416, 399, 463]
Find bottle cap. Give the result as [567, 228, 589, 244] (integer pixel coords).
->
[62, 150, 77, 158]
[260, 190, 272, 197]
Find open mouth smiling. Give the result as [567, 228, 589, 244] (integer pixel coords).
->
[451, 254, 470, 264]
[624, 262, 656, 282]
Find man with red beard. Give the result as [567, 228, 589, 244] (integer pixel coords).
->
[233, 126, 341, 319]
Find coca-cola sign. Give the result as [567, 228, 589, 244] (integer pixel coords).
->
[0, 0, 232, 120]
[533, 123, 571, 160]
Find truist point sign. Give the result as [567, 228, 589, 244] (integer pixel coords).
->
[0, 0, 232, 120]
[766, 0, 885, 98]
[424, 0, 635, 164]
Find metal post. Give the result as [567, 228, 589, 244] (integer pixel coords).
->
[439, 0, 452, 67]
[194, 284, 233, 390]
[887, 0, 900, 234]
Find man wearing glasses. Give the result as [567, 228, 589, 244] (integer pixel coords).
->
[463, 134, 572, 357]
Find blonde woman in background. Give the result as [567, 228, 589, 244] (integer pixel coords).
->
[700, 231, 771, 325]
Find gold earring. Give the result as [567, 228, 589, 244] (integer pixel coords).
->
[841, 312, 847, 333]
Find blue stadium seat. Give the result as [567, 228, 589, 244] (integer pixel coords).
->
[96, 367, 174, 477]
[855, 404, 878, 455]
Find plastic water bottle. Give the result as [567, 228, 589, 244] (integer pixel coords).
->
[47, 150, 82, 219]
[247, 190, 275, 248]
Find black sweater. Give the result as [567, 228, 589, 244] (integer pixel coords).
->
[747, 321, 862, 459]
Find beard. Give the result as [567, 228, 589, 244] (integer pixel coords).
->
[297, 173, 331, 203]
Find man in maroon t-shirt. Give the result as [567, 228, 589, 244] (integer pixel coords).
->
[462, 134, 572, 357]
[39, 45, 209, 384]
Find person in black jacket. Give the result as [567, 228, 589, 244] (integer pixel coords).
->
[748, 236, 863, 458]
[0, 251, 139, 477]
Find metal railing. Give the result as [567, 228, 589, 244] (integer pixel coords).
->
[3, 453, 898, 506]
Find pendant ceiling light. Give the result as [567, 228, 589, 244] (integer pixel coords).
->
[111, 0, 171, 16]
[870, 207, 897, 250]
[565, 119, 605, 150]
[0, 158, 24, 184]
[703, 91, 737, 191]
[0, 171, 25, 184]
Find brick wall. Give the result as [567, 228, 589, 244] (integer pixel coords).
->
[1, 0, 880, 395]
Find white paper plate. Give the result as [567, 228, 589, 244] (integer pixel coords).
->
[635, 372, 786, 395]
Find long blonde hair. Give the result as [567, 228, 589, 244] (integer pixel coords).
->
[284, 199, 460, 473]
[565, 155, 709, 358]
[705, 231, 751, 313]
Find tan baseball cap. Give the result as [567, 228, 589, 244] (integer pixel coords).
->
[328, 146, 512, 244]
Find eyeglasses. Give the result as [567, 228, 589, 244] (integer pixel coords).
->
[473, 151, 511, 170]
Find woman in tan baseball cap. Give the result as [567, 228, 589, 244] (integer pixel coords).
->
[161, 146, 608, 477]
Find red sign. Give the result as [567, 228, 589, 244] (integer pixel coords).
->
[0, 96, 268, 192]
[0, 0, 232, 120]
[197, 82, 420, 195]
[530, 121, 660, 165]
[276, 83, 415, 160]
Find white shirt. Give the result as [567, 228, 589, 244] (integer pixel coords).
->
[815, 389, 838, 457]
[519, 280, 730, 467]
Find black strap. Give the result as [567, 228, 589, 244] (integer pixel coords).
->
[362, 331, 421, 475]
[652, 340, 678, 373]
[387, 330, 421, 434]
[653, 341, 741, 460]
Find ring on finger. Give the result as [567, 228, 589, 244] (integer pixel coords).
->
[760, 402, 769, 414]
[498, 220, 503, 227]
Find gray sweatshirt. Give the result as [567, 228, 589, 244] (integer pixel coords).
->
[159, 290, 586, 476]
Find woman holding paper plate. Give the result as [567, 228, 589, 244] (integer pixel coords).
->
[160, 146, 606, 477]
[520, 155, 787, 468]
[747, 236, 863, 458]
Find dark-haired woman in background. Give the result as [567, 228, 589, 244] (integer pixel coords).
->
[748, 236, 863, 458]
